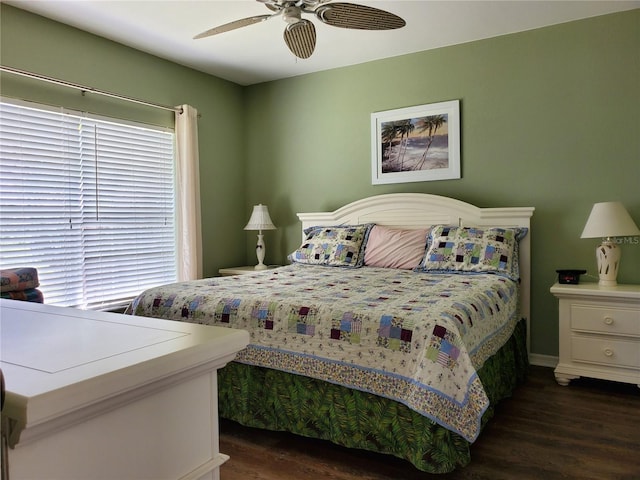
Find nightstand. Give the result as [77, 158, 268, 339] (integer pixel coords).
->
[218, 265, 280, 276]
[550, 282, 640, 387]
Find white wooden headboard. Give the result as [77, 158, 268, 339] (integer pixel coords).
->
[297, 193, 535, 353]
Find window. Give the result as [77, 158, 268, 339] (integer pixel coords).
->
[0, 99, 177, 310]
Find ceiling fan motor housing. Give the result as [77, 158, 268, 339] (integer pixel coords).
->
[283, 6, 302, 24]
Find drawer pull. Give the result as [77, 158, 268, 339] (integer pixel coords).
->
[603, 316, 614, 326]
[603, 348, 614, 357]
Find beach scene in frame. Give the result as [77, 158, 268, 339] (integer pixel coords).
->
[371, 100, 460, 184]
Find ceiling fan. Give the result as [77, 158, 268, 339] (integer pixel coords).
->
[194, 0, 406, 60]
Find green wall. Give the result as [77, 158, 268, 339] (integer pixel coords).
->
[1, 5, 638, 358]
[244, 10, 640, 357]
[0, 4, 247, 278]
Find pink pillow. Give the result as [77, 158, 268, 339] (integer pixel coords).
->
[364, 226, 430, 269]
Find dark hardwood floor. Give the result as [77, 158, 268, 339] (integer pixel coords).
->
[219, 366, 640, 480]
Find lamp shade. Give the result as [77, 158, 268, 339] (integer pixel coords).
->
[580, 202, 640, 239]
[244, 204, 276, 231]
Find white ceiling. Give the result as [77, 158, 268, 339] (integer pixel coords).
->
[6, 1, 640, 86]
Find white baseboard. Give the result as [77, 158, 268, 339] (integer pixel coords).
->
[529, 353, 558, 368]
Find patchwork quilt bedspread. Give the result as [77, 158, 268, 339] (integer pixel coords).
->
[127, 264, 519, 442]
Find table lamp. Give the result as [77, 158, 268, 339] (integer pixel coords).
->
[580, 201, 640, 286]
[244, 204, 276, 270]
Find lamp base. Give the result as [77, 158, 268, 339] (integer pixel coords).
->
[254, 232, 267, 271]
[595, 239, 620, 286]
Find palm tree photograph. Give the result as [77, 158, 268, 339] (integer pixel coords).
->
[371, 100, 460, 185]
[381, 114, 448, 173]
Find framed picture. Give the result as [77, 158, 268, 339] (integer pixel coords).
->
[371, 100, 460, 185]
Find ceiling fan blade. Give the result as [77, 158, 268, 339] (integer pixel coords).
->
[194, 14, 272, 39]
[283, 20, 316, 59]
[315, 3, 405, 30]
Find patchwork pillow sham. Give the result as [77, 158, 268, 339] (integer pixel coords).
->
[289, 224, 374, 268]
[416, 226, 527, 281]
[364, 226, 430, 269]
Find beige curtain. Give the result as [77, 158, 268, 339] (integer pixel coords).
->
[174, 104, 202, 281]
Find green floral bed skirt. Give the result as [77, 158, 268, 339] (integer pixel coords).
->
[218, 318, 528, 474]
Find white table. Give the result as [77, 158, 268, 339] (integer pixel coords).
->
[550, 283, 640, 387]
[0, 299, 249, 480]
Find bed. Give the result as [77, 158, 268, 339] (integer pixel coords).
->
[127, 193, 534, 474]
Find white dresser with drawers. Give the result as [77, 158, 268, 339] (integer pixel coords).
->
[0, 299, 249, 480]
[551, 282, 640, 387]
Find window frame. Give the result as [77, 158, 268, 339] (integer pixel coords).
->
[0, 97, 178, 310]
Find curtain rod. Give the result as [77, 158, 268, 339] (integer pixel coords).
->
[0, 65, 183, 114]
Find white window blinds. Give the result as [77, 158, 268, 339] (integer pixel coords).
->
[0, 100, 177, 310]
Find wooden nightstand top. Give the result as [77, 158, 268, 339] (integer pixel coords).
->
[219, 265, 281, 276]
[551, 282, 640, 300]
